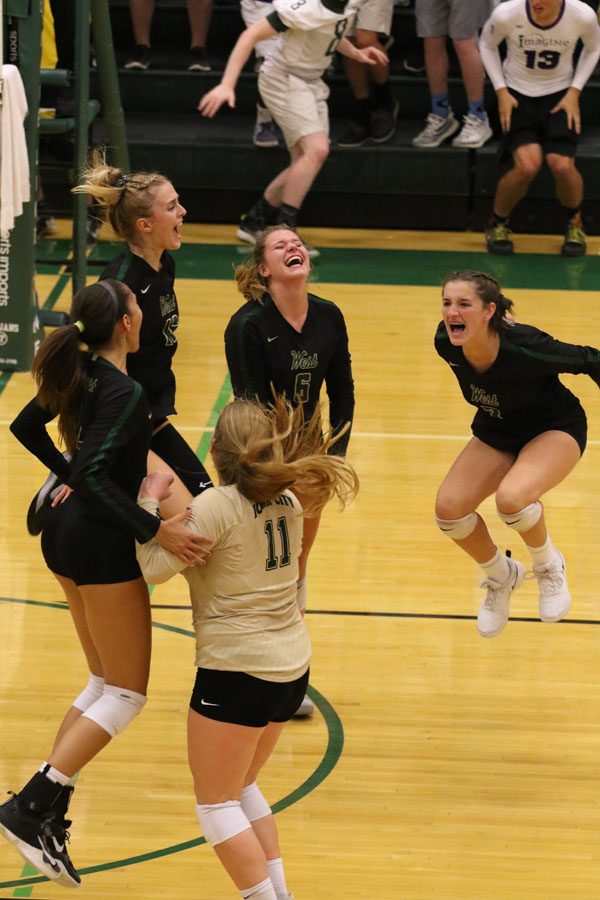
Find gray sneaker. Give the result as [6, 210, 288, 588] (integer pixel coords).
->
[253, 120, 282, 148]
[412, 111, 459, 148]
[451, 112, 493, 149]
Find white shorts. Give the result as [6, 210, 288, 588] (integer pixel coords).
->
[240, 0, 279, 59]
[352, 0, 394, 36]
[258, 64, 329, 149]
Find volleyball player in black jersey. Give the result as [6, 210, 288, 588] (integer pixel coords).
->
[73, 150, 213, 497]
[434, 270, 600, 638]
[1, 282, 209, 888]
[225, 226, 355, 714]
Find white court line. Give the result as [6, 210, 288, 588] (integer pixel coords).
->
[2, 419, 599, 446]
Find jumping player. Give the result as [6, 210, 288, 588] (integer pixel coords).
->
[74, 150, 214, 497]
[1, 282, 209, 887]
[136, 396, 358, 900]
[480, 0, 600, 257]
[198, 0, 387, 250]
[434, 270, 600, 638]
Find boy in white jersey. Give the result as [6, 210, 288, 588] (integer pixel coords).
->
[480, 0, 600, 256]
[198, 0, 387, 251]
[137, 397, 358, 900]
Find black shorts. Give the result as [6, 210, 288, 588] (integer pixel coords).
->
[41, 496, 142, 586]
[473, 415, 587, 457]
[499, 89, 578, 165]
[189, 667, 310, 728]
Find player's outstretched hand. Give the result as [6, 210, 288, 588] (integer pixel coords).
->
[198, 85, 236, 118]
[551, 88, 581, 135]
[496, 88, 518, 133]
[357, 46, 388, 67]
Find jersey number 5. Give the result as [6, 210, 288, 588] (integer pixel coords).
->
[265, 517, 291, 571]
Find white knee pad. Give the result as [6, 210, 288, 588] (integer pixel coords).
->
[497, 501, 542, 533]
[72, 673, 105, 712]
[435, 511, 478, 540]
[81, 684, 147, 738]
[241, 782, 271, 822]
[196, 800, 251, 847]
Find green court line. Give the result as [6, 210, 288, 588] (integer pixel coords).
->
[0, 605, 343, 891]
[11, 864, 36, 897]
[47, 237, 600, 290]
[195, 372, 232, 462]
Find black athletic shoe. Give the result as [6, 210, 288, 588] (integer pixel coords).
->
[561, 223, 587, 258]
[187, 46, 211, 72]
[0, 793, 80, 888]
[236, 213, 266, 245]
[337, 120, 371, 148]
[485, 223, 514, 256]
[124, 44, 151, 70]
[370, 100, 399, 144]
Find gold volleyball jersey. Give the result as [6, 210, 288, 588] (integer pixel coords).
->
[138, 486, 311, 681]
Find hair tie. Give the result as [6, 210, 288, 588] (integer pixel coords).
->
[115, 174, 129, 188]
[74, 320, 85, 333]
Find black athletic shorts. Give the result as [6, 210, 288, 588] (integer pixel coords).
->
[41, 495, 142, 586]
[499, 89, 578, 165]
[473, 415, 587, 457]
[189, 667, 310, 728]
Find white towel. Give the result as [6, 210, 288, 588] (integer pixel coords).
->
[0, 64, 30, 237]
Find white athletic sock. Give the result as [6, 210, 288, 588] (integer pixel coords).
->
[480, 549, 511, 583]
[40, 763, 71, 786]
[527, 536, 558, 570]
[267, 857, 288, 898]
[241, 877, 277, 899]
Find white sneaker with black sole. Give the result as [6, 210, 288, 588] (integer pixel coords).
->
[478, 557, 525, 638]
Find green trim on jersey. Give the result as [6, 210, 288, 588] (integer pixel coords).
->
[84, 377, 157, 542]
[113, 250, 134, 282]
[267, 10, 288, 32]
[501, 333, 600, 368]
